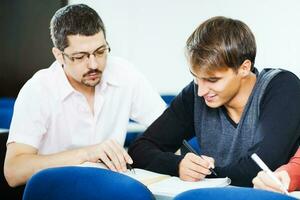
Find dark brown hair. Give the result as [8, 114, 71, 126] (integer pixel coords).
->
[50, 4, 106, 51]
[186, 16, 256, 72]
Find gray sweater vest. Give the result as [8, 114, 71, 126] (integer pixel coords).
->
[194, 68, 282, 167]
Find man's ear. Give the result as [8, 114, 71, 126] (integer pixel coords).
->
[52, 47, 65, 65]
[239, 59, 252, 77]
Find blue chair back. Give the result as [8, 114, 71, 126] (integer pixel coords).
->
[161, 94, 175, 106]
[125, 94, 176, 147]
[0, 98, 15, 108]
[174, 187, 296, 200]
[181, 137, 201, 155]
[0, 98, 15, 129]
[23, 166, 154, 200]
[188, 137, 201, 154]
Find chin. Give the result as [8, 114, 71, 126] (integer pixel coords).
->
[205, 101, 222, 108]
[82, 79, 100, 87]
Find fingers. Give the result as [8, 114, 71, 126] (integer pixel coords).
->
[98, 149, 117, 172]
[201, 155, 215, 169]
[104, 140, 126, 171]
[252, 171, 288, 194]
[181, 167, 207, 181]
[113, 140, 133, 169]
[179, 153, 214, 181]
[94, 140, 133, 172]
[252, 172, 277, 193]
[276, 170, 290, 191]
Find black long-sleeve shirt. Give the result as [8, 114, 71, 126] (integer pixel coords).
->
[128, 70, 300, 186]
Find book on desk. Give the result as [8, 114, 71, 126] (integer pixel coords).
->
[76, 162, 231, 199]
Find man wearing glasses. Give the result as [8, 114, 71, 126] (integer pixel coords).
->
[4, 4, 165, 187]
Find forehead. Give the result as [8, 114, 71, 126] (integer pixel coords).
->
[191, 65, 233, 78]
[65, 31, 106, 52]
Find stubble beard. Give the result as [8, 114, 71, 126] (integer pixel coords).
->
[81, 77, 101, 87]
[81, 69, 102, 87]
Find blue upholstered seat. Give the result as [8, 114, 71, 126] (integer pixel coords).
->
[125, 94, 176, 147]
[161, 94, 175, 106]
[23, 166, 154, 200]
[0, 97, 15, 129]
[187, 137, 201, 154]
[174, 187, 296, 200]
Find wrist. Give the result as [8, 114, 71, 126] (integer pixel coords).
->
[78, 146, 92, 163]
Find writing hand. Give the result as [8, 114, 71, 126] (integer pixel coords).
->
[253, 170, 290, 194]
[179, 153, 215, 181]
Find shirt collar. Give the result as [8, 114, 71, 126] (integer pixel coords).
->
[52, 61, 75, 101]
[100, 56, 121, 87]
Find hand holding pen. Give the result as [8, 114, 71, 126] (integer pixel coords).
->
[251, 153, 289, 195]
[253, 170, 290, 194]
[179, 139, 217, 182]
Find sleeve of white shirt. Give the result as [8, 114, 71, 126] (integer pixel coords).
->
[129, 71, 167, 127]
[7, 79, 49, 149]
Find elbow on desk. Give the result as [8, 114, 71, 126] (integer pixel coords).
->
[4, 162, 25, 188]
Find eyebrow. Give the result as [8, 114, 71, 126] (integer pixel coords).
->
[189, 69, 202, 79]
[189, 69, 221, 80]
[70, 44, 107, 56]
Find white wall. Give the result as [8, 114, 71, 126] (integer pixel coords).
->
[70, 0, 300, 94]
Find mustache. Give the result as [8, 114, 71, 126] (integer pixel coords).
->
[83, 69, 102, 77]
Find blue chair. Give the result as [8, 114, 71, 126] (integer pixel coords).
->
[188, 137, 201, 154]
[161, 94, 175, 106]
[0, 97, 15, 129]
[174, 187, 296, 200]
[0, 97, 15, 108]
[181, 137, 201, 155]
[23, 166, 154, 200]
[124, 128, 142, 147]
[125, 94, 176, 147]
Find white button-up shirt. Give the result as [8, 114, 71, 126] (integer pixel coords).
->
[8, 56, 166, 154]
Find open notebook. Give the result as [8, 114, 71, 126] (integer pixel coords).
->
[290, 191, 300, 199]
[77, 162, 231, 198]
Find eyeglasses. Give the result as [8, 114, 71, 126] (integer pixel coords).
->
[62, 45, 111, 65]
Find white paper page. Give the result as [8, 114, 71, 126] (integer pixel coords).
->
[122, 169, 170, 185]
[76, 163, 169, 185]
[290, 191, 300, 199]
[76, 162, 108, 169]
[148, 177, 231, 197]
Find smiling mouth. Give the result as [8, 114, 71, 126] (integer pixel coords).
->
[204, 94, 217, 102]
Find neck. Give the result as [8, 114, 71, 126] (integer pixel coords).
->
[76, 85, 95, 97]
[225, 72, 257, 123]
[67, 76, 95, 97]
[68, 77, 95, 114]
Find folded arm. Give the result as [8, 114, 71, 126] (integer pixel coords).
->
[4, 139, 132, 187]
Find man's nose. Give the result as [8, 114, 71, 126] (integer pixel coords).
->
[197, 80, 209, 97]
[88, 54, 98, 69]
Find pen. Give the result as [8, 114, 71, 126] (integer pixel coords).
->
[183, 139, 217, 176]
[126, 163, 136, 174]
[99, 159, 135, 174]
[251, 153, 289, 195]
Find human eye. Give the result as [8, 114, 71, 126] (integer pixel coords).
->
[72, 54, 86, 61]
[206, 78, 219, 83]
[94, 49, 106, 57]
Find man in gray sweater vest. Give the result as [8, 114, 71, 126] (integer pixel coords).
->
[129, 16, 300, 187]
